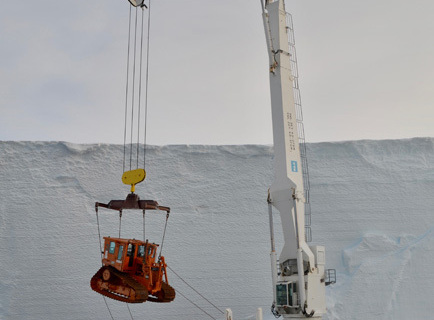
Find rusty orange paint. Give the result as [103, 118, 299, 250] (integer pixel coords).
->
[90, 237, 175, 303]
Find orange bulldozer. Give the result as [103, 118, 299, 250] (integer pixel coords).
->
[90, 178, 175, 304]
[91, 236, 175, 303]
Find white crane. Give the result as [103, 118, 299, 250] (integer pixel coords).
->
[126, 0, 333, 318]
[261, 0, 333, 318]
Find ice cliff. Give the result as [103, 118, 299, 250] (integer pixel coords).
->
[0, 138, 433, 320]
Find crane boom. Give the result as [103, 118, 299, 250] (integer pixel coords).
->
[261, 1, 327, 318]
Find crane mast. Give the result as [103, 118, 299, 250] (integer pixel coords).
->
[261, 0, 327, 318]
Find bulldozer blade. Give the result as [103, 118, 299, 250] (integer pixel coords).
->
[147, 282, 176, 303]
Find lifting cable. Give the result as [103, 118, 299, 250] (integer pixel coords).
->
[119, 210, 123, 238]
[123, 5, 132, 173]
[95, 207, 103, 262]
[168, 266, 225, 316]
[98, 2, 150, 320]
[176, 289, 218, 320]
[142, 209, 146, 241]
[142, 0, 152, 170]
[95, 207, 116, 320]
[126, 304, 134, 320]
[103, 297, 116, 320]
[129, 6, 139, 170]
[158, 212, 169, 259]
[136, 6, 146, 168]
[96, 207, 135, 320]
[125, 5, 151, 318]
[96, 2, 224, 319]
[122, 0, 151, 173]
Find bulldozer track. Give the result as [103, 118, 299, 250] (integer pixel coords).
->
[91, 266, 149, 303]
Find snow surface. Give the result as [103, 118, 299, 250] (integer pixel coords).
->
[0, 138, 433, 320]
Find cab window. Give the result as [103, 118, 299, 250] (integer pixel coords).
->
[109, 242, 116, 254]
[276, 284, 288, 306]
[127, 244, 135, 257]
[137, 245, 145, 257]
[117, 245, 124, 260]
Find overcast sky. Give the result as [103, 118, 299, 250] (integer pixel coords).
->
[1, 0, 433, 145]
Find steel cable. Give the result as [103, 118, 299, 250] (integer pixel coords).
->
[136, 8, 145, 169]
[95, 207, 115, 320]
[95, 208, 103, 263]
[129, 7, 139, 170]
[95, 6, 149, 320]
[142, 209, 146, 241]
[119, 211, 123, 238]
[143, 0, 152, 170]
[123, 5, 133, 173]
[168, 266, 225, 315]
[176, 289, 218, 320]
[158, 213, 169, 259]
[102, 297, 116, 320]
[126, 304, 135, 320]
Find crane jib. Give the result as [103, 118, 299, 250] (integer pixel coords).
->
[262, 0, 329, 318]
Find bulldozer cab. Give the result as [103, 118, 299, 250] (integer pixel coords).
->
[92, 236, 174, 303]
[102, 237, 159, 273]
